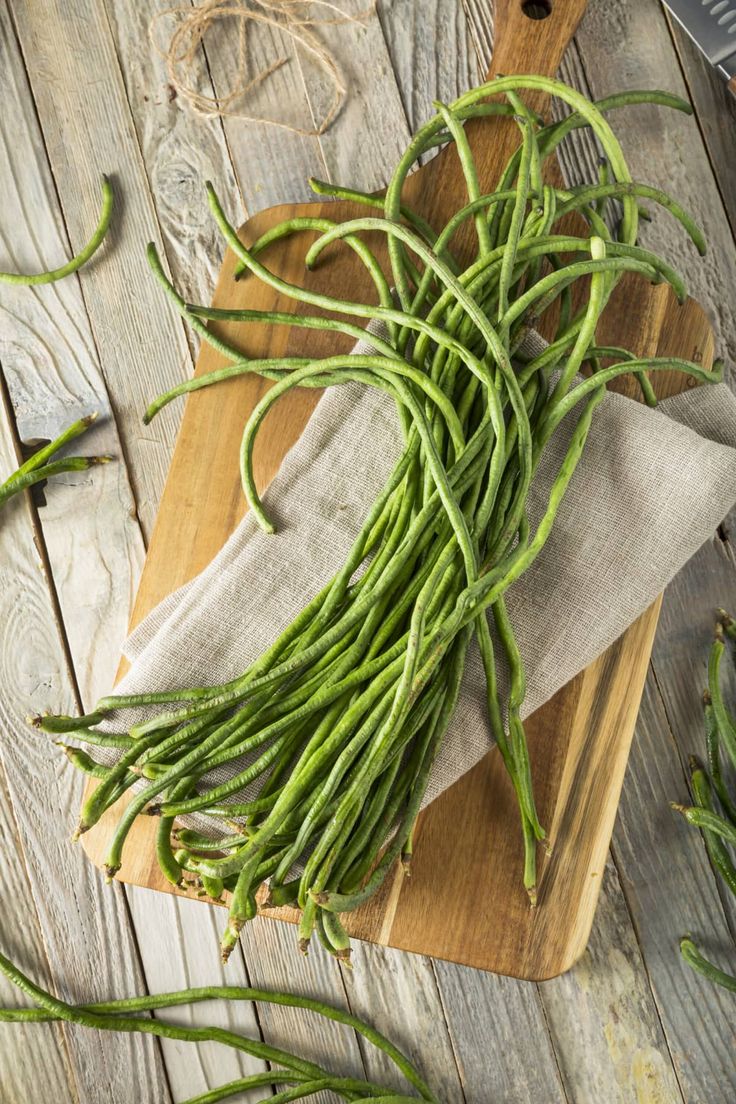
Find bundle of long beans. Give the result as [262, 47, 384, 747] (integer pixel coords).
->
[0, 945, 436, 1103]
[0, 413, 111, 515]
[674, 613, 736, 993]
[35, 75, 719, 963]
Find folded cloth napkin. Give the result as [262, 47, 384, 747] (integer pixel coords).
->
[114, 328, 736, 825]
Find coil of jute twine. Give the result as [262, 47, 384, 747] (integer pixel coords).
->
[150, 0, 375, 135]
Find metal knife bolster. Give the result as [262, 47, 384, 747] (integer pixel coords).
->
[663, 0, 736, 81]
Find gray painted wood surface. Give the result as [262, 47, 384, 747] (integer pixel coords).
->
[0, 1, 734, 1101]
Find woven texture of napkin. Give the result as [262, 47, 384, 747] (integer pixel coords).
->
[115, 328, 736, 824]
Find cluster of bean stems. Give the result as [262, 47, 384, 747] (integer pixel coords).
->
[36, 76, 718, 963]
[0, 413, 111, 514]
[673, 613, 736, 993]
[0, 945, 436, 1104]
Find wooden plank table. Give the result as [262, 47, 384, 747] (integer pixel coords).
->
[0, 1, 734, 1100]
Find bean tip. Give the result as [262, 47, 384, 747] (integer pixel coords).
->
[717, 607, 734, 633]
[526, 885, 538, 908]
[220, 937, 239, 965]
[298, 937, 310, 956]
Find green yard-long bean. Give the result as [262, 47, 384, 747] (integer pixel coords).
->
[37, 76, 717, 963]
[0, 945, 437, 1103]
[672, 616, 736, 992]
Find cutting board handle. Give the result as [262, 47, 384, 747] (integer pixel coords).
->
[488, 0, 588, 81]
[407, 0, 588, 251]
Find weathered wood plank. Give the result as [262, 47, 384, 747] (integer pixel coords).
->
[433, 956, 567, 1103]
[345, 944, 463, 1103]
[649, 534, 736, 940]
[554, 4, 736, 1089]
[0, 8, 171, 1099]
[538, 859, 684, 1103]
[0, 674, 75, 1102]
[238, 920, 368, 1104]
[664, 11, 736, 244]
[460, 0, 493, 75]
[9, 0, 193, 540]
[104, 0, 241, 362]
[198, 10, 326, 209]
[0, 5, 213, 1099]
[0, 412, 170, 1102]
[0, 0, 144, 707]
[291, 0, 409, 195]
[125, 889, 268, 1104]
[612, 664, 736, 1102]
[377, 0, 477, 132]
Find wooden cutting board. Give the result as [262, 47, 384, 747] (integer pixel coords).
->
[82, 0, 716, 979]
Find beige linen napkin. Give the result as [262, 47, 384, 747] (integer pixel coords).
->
[115, 330, 736, 821]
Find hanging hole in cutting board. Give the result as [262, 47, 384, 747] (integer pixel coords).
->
[522, 0, 553, 19]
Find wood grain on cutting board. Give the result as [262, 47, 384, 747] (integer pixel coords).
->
[82, 0, 716, 978]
